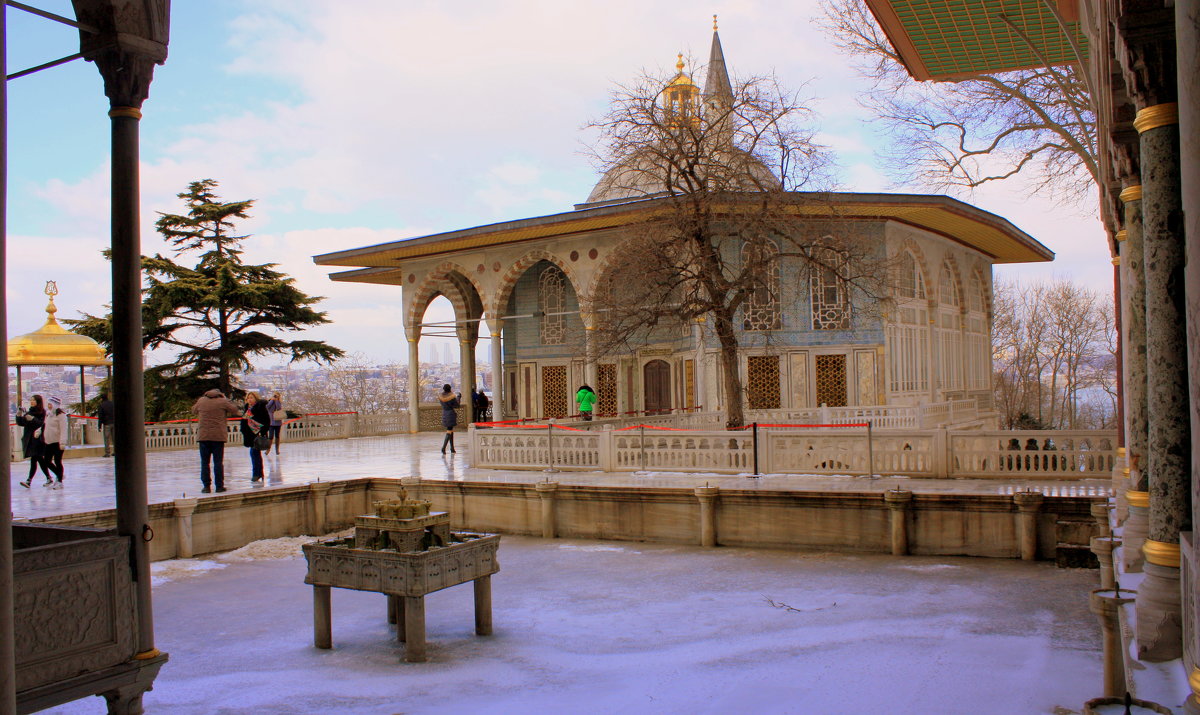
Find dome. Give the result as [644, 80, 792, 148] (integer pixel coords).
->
[583, 146, 779, 206]
[8, 295, 110, 367]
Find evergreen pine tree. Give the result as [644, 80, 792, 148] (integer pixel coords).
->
[70, 179, 344, 418]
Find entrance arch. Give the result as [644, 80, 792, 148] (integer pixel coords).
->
[643, 359, 671, 413]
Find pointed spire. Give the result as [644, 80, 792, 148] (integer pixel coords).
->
[703, 17, 733, 108]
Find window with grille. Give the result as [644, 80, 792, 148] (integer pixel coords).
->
[743, 241, 781, 330]
[811, 248, 850, 330]
[597, 363, 617, 415]
[539, 264, 566, 345]
[747, 355, 780, 409]
[936, 261, 964, 391]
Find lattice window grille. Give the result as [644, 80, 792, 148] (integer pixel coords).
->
[539, 265, 566, 345]
[811, 251, 851, 330]
[597, 364, 617, 415]
[814, 354, 847, 407]
[746, 355, 780, 409]
[541, 365, 568, 418]
[886, 323, 929, 394]
[743, 242, 781, 331]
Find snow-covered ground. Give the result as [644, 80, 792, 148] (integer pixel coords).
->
[45, 534, 1102, 714]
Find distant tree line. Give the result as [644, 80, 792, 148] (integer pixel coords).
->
[991, 278, 1116, 430]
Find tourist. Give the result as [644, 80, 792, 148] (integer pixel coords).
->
[439, 384, 460, 454]
[241, 391, 271, 482]
[192, 388, 240, 493]
[38, 396, 67, 488]
[95, 390, 115, 457]
[576, 384, 596, 421]
[17, 395, 50, 488]
[266, 391, 285, 454]
[472, 388, 490, 422]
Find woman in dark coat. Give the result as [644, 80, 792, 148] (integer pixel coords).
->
[240, 391, 271, 482]
[17, 394, 50, 487]
[439, 384, 460, 454]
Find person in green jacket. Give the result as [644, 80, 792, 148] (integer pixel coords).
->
[576, 384, 597, 421]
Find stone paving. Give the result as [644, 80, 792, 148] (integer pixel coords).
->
[11, 432, 1113, 521]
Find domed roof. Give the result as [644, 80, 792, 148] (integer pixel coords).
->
[8, 291, 110, 367]
[581, 26, 779, 207]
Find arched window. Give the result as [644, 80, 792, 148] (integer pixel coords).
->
[964, 270, 990, 390]
[887, 250, 929, 395]
[811, 247, 850, 331]
[936, 261, 964, 391]
[539, 263, 566, 345]
[743, 240, 781, 330]
[897, 251, 926, 300]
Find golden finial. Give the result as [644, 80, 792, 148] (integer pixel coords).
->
[676, 53, 685, 73]
[713, 14, 718, 31]
[44, 280, 58, 316]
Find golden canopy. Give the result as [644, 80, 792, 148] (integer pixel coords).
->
[8, 289, 110, 367]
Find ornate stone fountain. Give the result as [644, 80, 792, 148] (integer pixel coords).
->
[302, 488, 500, 662]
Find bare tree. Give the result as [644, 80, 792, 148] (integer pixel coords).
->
[992, 278, 1113, 429]
[288, 352, 418, 414]
[818, 0, 1097, 204]
[585, 58, 888, 428]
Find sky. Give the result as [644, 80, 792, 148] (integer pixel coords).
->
[5, 0, 1112, 369]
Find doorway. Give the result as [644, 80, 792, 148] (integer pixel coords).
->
[643, 359, 671, 413]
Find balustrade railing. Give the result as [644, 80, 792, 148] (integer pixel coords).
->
[11, 411, 411, 458]
[469, 422, 1117, 480]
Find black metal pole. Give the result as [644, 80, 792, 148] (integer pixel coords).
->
[110, 106, 155, 655]
[0, 7, 18, 710]
[752, 422, 759, 475]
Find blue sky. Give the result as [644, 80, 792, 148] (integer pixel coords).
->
[6, 1, 1110, 367]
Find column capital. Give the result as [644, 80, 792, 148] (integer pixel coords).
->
[883, 489, 913, 508]
[1115, 230, 1128, 242]
[1142, 538, 1181, 567]
[1013, 490, 1044, 512]
[1127, 489, 1150, 508]
[1133, 102, 1179, 134]
[535, 481, 559, 495]
[694, 486, 720, 500]
[1119, 185, 1143, 203]
[173, 497, 198, 518]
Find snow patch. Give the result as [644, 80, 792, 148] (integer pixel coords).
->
[152, 559, 227, 587]
[218, 529, 352, 563]
[896, 564, 961, 572]
[557, 544, 639, 553]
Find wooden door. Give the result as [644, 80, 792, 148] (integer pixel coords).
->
[643, 359, 671, 414]
[519, 362, 537, 419]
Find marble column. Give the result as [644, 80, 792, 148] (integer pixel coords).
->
[695, 486, 719, 547]
[1179, 0, 1200, 705]
[1119, 188, 1149, 491]
[487, 319, 503, 420]
[1013, 491, 1043, 561]
[1134, 101, 1189, 661]
[884, 489, 913, 556]
[693, 320, 707, 411]
[407, 338, 420, 434]
[460, 336, 477, 422]
[536, 482, 558, 538]
[581, 312, 598, 389]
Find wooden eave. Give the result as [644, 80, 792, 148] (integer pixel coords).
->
[314, 193, 1052, 283]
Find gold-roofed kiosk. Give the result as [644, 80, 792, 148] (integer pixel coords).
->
[8, 281, 111, 411]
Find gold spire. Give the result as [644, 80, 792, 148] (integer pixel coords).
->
[713, 14, 718, 31]
[676, 52, 685, 73]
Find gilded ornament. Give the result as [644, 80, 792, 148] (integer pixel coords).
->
[1142, 538, 1181, 568]
[1118, 185, 1142, 203]
[1126, 489, 1149, 508]
[1115, 230, 1127, 242]
[1133, 102, 1178, 133]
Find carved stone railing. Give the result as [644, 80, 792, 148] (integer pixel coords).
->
[14, 523, 166, 712]
[470, 424, 1118, 479]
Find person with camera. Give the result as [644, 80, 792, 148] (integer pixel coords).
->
[240, 392, 272, 482]
[17, 394, 50, 488]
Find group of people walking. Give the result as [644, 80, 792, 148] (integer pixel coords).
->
[17, 394, 67, 488]
[191, 388, 285, 493]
